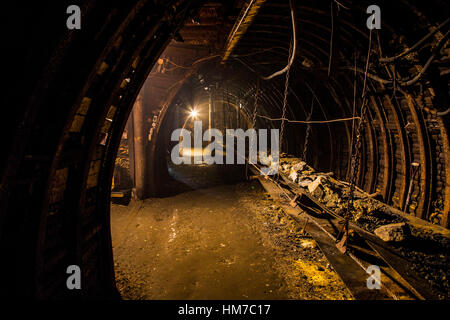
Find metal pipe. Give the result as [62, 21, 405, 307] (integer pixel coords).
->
[379, 18, 450, 63]
[437, 108, 450, 116]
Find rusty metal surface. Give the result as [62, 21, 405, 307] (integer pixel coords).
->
[255, 174, 391, 300]
[277, 169, 444, 299]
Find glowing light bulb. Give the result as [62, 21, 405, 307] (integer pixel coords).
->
[190, 109, 198, 118]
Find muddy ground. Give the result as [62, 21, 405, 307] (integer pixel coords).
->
[111, 171, 352, 300]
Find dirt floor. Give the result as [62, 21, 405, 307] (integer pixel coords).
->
[111, 164, 353, 300]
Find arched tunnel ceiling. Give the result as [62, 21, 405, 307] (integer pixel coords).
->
[149, 0, 450, 229]
[0, 0, 449, 298]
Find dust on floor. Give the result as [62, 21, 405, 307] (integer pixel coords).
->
[111, 180, 352, 300]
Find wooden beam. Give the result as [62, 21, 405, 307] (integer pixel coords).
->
[222, 0, 268, 62]
[132, 94, 147, 199]
[126, 115, 136, 191]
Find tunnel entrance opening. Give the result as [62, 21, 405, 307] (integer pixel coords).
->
[108, 75, 276, 299]
[164, 97, 249, 193]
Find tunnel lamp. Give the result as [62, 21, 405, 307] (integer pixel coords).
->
[189, 109, 198, 118]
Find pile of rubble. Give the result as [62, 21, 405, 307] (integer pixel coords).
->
[278, 154, 449, 298]
[279, 155, 405, 236]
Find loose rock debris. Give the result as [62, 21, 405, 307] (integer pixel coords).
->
[280, 156, 405, 231]
[241, 182, 353, 300]
[374, 223, 408, 242]
[279, 154, 450, 299]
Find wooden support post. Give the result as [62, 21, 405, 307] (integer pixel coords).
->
[126, 113, 136, 193]
[132, 94, 147, 199]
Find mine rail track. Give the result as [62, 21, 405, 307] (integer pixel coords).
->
[250, 167, 442, 300]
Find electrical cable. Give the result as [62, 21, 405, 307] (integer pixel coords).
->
[379, 18, 449, 63]
[261, 0, 297, 80]
[339, 31, 449, 87]
[256, 114, 360, 124]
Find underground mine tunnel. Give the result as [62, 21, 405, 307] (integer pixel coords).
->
[1, 0, 449, 301]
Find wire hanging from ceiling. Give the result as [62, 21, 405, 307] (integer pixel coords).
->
[379, 17, 449, 63]
[328, 0, 334, 77]
[302, 96, 315, 160]
[256, 114, 360, 124]
[261, 0, 297, 80]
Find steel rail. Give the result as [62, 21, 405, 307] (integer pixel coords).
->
[251, 165, 442, 300]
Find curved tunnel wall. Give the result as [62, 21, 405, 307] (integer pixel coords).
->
[1, 0, 203, 298]
[1, 0, 448, 298]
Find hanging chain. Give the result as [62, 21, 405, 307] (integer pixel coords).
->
[245, 76, 260, 178]
[302, 97, 314, 160]
[251, 77, 259, 129]
[336, 29, 373, 251]
[347, 29, 373, 216]
[279, 40, 293, 154]
[346, 99, 368, 212]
